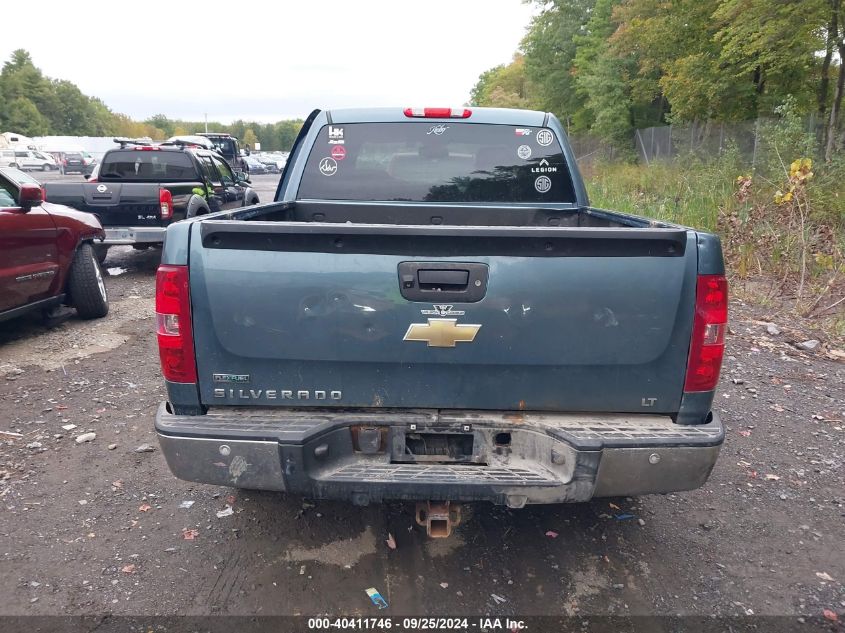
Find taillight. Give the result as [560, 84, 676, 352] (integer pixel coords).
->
[41, 187, 47, 202]
[684, 274, 728, 392]
[403, 107, 472, 118]
[135, 146, 161, 151]
[155, 265, 197, 383]
[159, 188, 173, 220]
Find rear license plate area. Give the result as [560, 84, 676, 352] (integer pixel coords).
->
[391, 430, 483, 464]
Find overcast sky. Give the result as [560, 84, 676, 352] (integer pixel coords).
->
[1, 0, 536, 123]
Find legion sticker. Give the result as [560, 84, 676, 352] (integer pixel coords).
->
[534, 175, 552, 193]
[319, 157, 338, 176]
[331, 145, 346, 161]
[517, 144, 532, 160]
[536, 129, 554, 146]
[531, 158, 557, 173]
[515, 128, 532, 136]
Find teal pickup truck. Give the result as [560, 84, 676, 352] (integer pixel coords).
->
[152, 107, 727, 536]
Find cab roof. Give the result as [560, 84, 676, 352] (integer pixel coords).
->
[326, 106, 549, 127]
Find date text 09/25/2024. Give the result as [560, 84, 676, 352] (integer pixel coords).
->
[307, 617, 527, 630]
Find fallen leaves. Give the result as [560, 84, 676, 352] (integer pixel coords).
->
[138, 503, 151, 513]
[121, 564, 136, 574]
[181, 528, 199, 540]
[816, 572, 835, 582]
[385, 533, 396, 550]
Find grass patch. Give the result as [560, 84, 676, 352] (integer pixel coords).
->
[581, 155, 845, 319]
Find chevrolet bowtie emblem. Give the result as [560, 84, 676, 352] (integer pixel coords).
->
[403, 318, 481, 348]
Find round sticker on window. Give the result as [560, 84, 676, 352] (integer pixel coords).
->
[331, 145, 346, 161]
[536, 129, 554, 147]
[319, 157, 338, 176]
[517, 144, 532, 160]
[535, 175, 552, 193]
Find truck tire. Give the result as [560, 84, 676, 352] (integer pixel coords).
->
[42, 164, 50, 171]
[93, 244, 110, 264]
[68, 243, 109, 319]
[247, 194, 260, 206]
[186, 194, 211, 218]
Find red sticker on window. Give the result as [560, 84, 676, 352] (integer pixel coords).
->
[331, 145, 346, 161]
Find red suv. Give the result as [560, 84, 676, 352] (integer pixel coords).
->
[0, 167, 109, 322]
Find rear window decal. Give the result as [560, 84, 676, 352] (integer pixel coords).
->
[328, 126, 344, 144]
[536, 129, 554, 146]
[535, 175, 552, 193]
[318, 157, 338, 176]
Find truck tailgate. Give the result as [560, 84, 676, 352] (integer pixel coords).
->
[188, 221, 696, 413]
[44, 182, 162, 226]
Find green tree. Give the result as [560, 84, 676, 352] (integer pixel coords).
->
[573, 0, 638, 153]
[713, 0, 828, 118]
[521, 0, 595, 130]
[469, 55, 533, 108]
[4, 96, 49, 135]
[274, 120, 303, 150]
[145, 114, 175, 137]
[242, 128, 258, 149]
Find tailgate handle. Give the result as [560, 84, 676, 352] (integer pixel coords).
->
[418, 269, 469, 290]
[398, 262, 488, 303]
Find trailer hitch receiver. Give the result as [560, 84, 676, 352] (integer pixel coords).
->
[416, 501, 461, 538]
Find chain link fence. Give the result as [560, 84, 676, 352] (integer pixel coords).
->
[569, 116, 826, 169]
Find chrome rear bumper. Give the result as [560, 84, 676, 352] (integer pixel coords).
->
[155, 404, 723, 506]
[103, 227, 166, 244]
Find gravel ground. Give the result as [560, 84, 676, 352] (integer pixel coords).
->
[0, 188, 843, 626]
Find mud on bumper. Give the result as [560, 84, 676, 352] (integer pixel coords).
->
[154, 404, 724, 507]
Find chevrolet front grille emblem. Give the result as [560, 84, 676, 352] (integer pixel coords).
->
[402, 318, 481, 348]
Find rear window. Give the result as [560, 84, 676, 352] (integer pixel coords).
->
[297, 122, 575, 203]
[99, 150, 196, 180]
[206, 137, 236, 158]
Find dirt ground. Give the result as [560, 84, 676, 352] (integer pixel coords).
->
[0, 186, 843, 628]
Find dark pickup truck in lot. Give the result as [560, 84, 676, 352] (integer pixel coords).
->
[44, 140, 260, 262]
[153, 107, 727, 536]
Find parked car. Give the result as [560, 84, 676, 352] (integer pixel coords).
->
[1, 149, 57, 171]
[44, 139, 260, 264]
[61, 151, 96, 176]
[242, 155, 270, 174]
[0, 167, 109, 323]
[152, 107, 727, 537]
[196, 133, 249, 173]
[0, 149, 16, 168]
[254, 153, 281, 173]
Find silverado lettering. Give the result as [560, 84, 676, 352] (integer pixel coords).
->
[212, 389, 342, 400]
